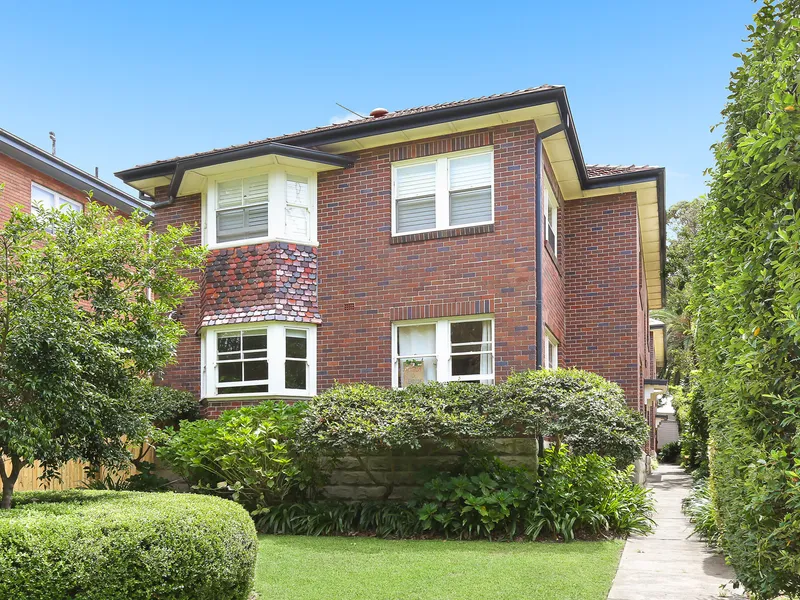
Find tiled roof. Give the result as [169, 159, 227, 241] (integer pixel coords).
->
[586, 164, 659, 178]
[132, 85, 562, 169]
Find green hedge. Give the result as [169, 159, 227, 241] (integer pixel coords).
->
[0, 490, 257, 600]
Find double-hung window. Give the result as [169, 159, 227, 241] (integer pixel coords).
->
[392, 149, 493, 235]
[544, 329, 559, 370]
[215, 329, 269, 395]
[31, 183, 82, 215]
[204, 323, 316, 398]
[543, 175, 558, 254]
[215, 175, 270, 243]
[206, 169, 317, 248]
[393, 317, 494, 387]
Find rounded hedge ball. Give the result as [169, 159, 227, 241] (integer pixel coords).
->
[0, 490, 257, 600]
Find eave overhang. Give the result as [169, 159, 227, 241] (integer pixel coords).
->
[650, 320, 666, 371]
[119, 142, 355, 200]
[0, 129, 150, 216]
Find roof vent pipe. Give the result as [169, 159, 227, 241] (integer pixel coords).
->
[369, 108, 389, 118]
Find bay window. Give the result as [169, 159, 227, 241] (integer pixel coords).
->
[203, 323, 316, 398]
[205, 168, 317, 248]
[392, 148, 493, 235]
[392, 316, 494, 387]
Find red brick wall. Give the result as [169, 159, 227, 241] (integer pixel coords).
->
[152, 189, 204, 398]
[0, 153, 90, 220]
[315, 122, 553, 389]
[563, 192, 642, 409]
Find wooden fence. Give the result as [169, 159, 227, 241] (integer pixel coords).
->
[6, 444, 156, 492]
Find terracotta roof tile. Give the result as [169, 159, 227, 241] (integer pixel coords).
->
[585, 164, 659, 178]
[133, 85, 562, 169]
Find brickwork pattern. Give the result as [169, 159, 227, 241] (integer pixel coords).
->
[563, 193, 641, 408]
[315, 123, 547, 389]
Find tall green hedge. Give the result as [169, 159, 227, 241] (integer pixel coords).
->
[0, 491, 257, 600]
[693, 1, 800, 597]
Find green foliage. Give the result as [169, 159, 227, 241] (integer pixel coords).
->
[159, 401, 327, 511]
[255, 450, 654, 541]
[670, 383, 709, 474]
[531, 449, 654, 541]
[657, 441, 681, 464]
[691, 2, 800, 596]
[0, 490, 256, 599]
[683, 478, 720, 547]
[502, 369, 648, 467]
[653, 199, 704, 385]
[0, 201, 205, 506]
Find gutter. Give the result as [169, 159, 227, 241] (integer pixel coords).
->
[151, 143, 356, 209]
[0, 128, 150, 215]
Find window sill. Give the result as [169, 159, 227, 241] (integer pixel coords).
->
[204, 392, 313, 402]
[391, 223, 494, 245]
[544, 240, 562, 277]
[207, 236, 319, 251]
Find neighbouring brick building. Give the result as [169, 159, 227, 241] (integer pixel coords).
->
[0, 127, 148, 223]
[116, 85, 667, 444]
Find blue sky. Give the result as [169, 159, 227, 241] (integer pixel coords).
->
[1, 1, 755, 206]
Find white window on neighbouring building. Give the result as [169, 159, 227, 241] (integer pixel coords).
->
[392, 317, 494, 387]
[205, 169, 317, 248]
[543, 174, 558, 254]
[203, 323, 316, 398]
[544, 329, 559, 370]
[392, 148, 493, 235]
[31, 183, 83, 215]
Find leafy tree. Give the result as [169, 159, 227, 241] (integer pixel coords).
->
[692, 1, 800, 596]
[0, 199, 204, 508]
[652, 198, 703, 385]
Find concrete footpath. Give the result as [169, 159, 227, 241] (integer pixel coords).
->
[607, 464, 745, 600]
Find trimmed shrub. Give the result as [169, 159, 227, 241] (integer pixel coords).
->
[159, 401, 327, 511]
[0, 490, 257, 600]
[658, 441, 681, 463]
[691, 1, 800, 596]
[502, 369, 648, 466]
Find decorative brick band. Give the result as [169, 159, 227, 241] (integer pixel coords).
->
[391, 299, 494, 322]
[391, 131, 494, 162]
[391, 223, 494, 245]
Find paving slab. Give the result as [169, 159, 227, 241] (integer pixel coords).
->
[607, 464, 745, 600]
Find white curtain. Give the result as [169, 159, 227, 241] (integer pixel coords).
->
[398, 324, 437, 382]
[480, 320, 493, 378]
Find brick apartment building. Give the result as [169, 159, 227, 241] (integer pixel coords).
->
[0, 127, 148, 221]
[115, 85, 667, 440]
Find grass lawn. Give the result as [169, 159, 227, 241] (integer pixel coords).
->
[254, 535, 624, 600]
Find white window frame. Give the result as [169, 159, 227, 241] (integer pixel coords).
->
[544, 329, 559, 370]
[543, 174, 558, 255]
[391, 315, 495, 388]
[203, 165, 318, 250]
[201, 322, 317, 399]
[391, 147, 494, 236]
[30, 183, 83, 214]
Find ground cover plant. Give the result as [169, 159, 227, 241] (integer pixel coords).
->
[0, 490, 257, 600]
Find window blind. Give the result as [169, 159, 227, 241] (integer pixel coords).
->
[395, 162, 436, 233]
